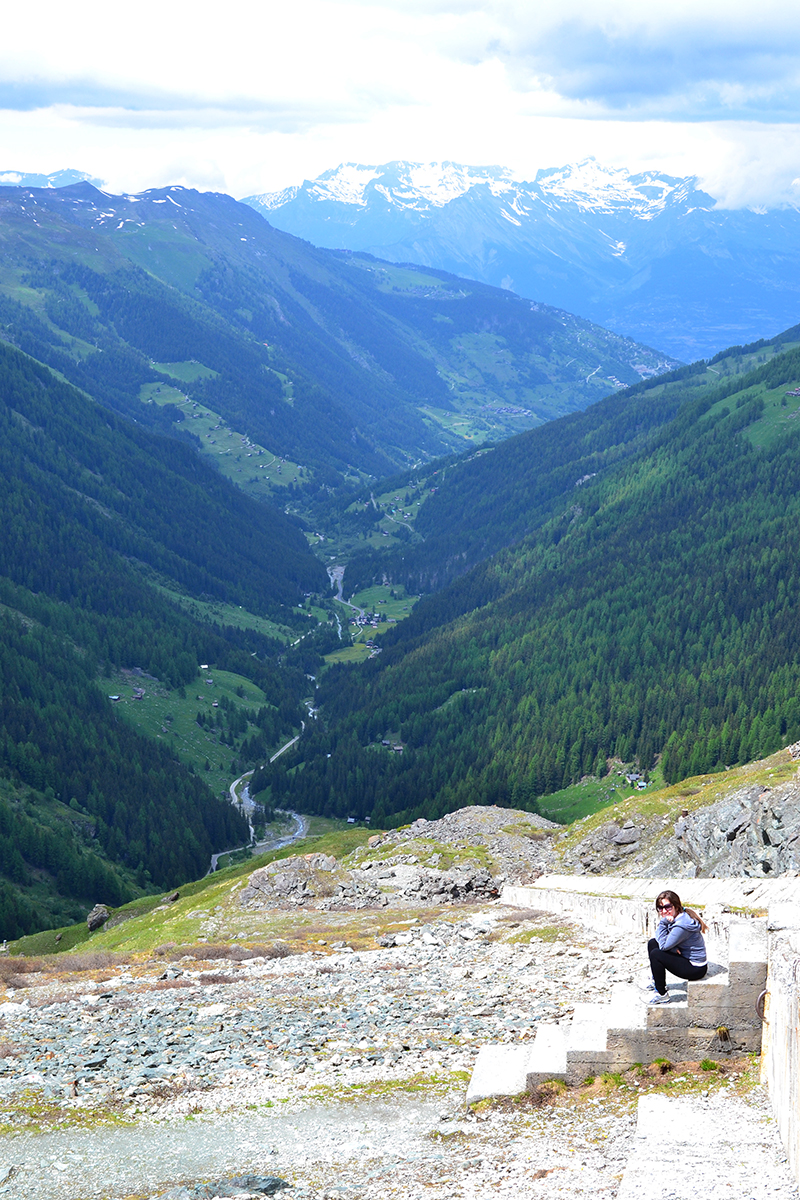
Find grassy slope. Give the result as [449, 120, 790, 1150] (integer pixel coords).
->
[141, 371, 307, 506]
[344, 257, 676, 442]
[98, 667, 274, 800]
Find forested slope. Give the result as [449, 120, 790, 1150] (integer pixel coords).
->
[339, 330, 800, 596]
[0, 341, 327, 937]
[0, 182, 674, 481]
[253, 335, 800, 825]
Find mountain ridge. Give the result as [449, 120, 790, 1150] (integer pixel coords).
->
[0, 178, 676, 469]
[244, 158, 800, 360]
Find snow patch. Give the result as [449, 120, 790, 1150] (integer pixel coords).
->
[311, 163, 382, 205]
[249, 184, 299, 211]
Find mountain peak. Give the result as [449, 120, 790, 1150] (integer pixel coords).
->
[242, 157, 757, 360]
[245, 158, 706, 220]
[532, 157, 703, 217]
[252, 160, 519, 214]
[0, 167, 104, 190]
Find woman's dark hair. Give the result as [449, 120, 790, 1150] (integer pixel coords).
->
[655, 889, 708, 933]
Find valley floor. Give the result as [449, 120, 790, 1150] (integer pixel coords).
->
[0, 903, 794, 1199]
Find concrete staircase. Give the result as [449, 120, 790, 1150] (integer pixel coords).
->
[466, 917, 767, 1104]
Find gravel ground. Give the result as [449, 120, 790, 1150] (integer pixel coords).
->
[0, 902, 793, 1200]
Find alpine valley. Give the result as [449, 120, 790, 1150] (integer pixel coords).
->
[245, 159, 800, 362]
[2, 174, 800, 940]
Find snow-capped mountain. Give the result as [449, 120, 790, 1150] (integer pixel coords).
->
[0, 168, 103, 189]
[243, 160, 800, 361]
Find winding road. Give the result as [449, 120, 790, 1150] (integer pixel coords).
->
[208, 729, 309, 871]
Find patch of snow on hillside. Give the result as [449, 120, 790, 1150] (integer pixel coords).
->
[373, 184, 423, 210]
[400, 162, 512, 207]
[248, 185, 300, 211]
[600, 230, 628, 257]
[535, 158, 692, 219]
[310, 164, 383, 206]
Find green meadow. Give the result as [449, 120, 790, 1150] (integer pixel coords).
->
[139, 365, 307, 502]
[98, 666, 279, 798]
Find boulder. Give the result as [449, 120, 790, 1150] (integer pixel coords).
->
[86, 904, 109, 932]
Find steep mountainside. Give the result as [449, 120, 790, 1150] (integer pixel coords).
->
[0, 339, 333, 938]
[338, 327, 800, 596]
[252, 330, 800, 826]
[245, 159, 800, 361]
[0, 181, 674, 474]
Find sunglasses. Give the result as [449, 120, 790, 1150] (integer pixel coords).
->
[657, 903, 674, 911]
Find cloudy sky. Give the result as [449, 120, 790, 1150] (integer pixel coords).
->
[2, 0, 800, 205]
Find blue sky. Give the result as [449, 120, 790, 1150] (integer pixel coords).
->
[2, 0, 800, 204]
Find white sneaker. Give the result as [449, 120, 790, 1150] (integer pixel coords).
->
[648, 991, 670, 1005]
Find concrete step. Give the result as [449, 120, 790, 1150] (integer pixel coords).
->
[466, 917, 768, 1103]
[467, 1019, 573, 1103]
[617, 1091, 798, 1200]
[465, 1043, 539, 1105]
[525, 1021, 567, 1086]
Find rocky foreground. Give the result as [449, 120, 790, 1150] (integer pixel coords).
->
[0, 894, 795, 1200]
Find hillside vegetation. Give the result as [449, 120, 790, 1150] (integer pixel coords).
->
[0, 340, 330, 938]
[7, 743, 793, 961]
[338, 331, 800, 595]
[0, 182, 674, 485]
[253, 332, 800, 825]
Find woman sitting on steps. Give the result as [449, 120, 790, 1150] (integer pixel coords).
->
[646, 889, 708, 1004]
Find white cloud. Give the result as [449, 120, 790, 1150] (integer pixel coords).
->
[1, 0, 800, 204]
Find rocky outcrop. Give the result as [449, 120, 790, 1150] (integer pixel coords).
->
[375, 863, 502, 903]
[563, 816, 655, 875]
[86, 903, 110, 932]
[563, 775, 800, 879]
[160, 1177, 288, 1199]
[674, 781, 800, 877]
[238, 853, 382, 910]
[375, 806, 559, 884]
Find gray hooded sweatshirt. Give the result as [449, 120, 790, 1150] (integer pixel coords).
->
[655, 911, 707, 965]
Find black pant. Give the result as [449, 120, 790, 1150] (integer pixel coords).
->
[647, 937, 708, 995]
